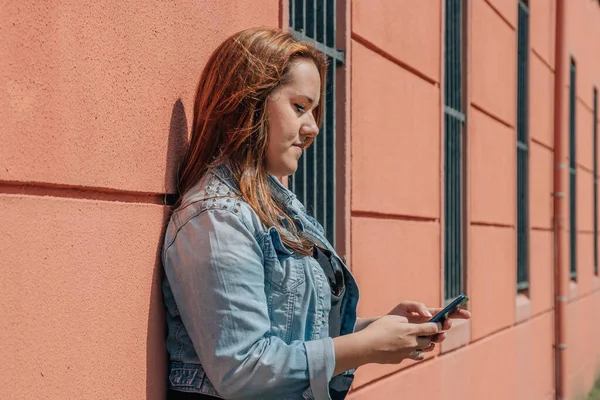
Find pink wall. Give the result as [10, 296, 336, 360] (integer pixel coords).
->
[0, 1, 278, 399]
[348, 1, 600, 400]
[3, 0, 600, 399]
[350, 0, 443, 388]
[561, 0, 600, 397]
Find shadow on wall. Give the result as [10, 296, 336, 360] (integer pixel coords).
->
[147, 98, 189, 400]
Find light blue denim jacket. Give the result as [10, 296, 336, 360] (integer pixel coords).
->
[162, 165, 360, 400]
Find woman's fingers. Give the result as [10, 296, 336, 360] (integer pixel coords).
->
[450, 309, 471, 319]
[402, 301, 433, 318]
[443, 318, 453, 330]
[427, 308, 442, 316]
[408, 343, 435, 361]
[422, 343, 436, 352]
[416, 336, 432, 350]
[427, 307, 471, 320]
[432, 332, 447, 343]
[407, 349, 426, 361]
[413, 322, 442, 336]
[413, 302, 433, 318]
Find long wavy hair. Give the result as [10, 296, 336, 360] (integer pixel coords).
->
[175, 28, 328, 255]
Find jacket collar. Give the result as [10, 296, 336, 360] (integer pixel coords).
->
[212, 163, 295, 208]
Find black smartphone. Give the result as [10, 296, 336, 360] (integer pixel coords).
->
[429, 295, 469, 323]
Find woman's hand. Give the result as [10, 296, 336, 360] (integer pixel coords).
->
[358, 315, 442, 364]
[387, 301, 471, 343]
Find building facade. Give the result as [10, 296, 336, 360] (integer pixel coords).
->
[2, 1, 600, 399]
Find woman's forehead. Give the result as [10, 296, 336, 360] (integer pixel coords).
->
[283, 60, 321, 100]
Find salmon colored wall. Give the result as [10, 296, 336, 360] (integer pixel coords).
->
[348, 0, 596, 400]
[468, 0, 518, 348]
[529, 0, 557, 328]
[4, 0, 600, 399]
[0, 1, 278, 399]
[562, 0, 600, 398]
[528, 0, 558, 331]
[350, 0, 442, 389]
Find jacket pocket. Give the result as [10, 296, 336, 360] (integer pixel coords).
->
[262, 227, 306, 292]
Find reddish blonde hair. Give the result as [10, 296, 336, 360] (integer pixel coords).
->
[176, 28, 328, 255]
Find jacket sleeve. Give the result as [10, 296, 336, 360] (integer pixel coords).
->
[163, 209, 335, 400]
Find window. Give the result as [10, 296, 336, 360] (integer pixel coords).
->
[444, 0, 465, 300]
[569, 59, 577, 280]
[288, 0, 344, 245]
[594, 87, 598, 275]
[516, 0, 530, 291]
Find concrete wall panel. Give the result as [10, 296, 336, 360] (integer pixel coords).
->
[0, 0, 278, 193]
[352, 42, 440, 218]
[352, 0, 441, 82]
[0, 194, 167, 399]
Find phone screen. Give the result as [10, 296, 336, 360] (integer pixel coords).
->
[429, 295, 469, 323]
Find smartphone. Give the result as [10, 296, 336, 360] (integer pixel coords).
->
[429, 295, 469, 323]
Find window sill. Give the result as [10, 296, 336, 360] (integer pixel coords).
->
[569, 280, 578, 300]
[440, 318, 470, 354]
[515, 293, 532, 324]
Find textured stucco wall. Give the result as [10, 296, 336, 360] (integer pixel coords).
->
[0, 1, 278, 399]
[3, 0, 600, 399]
[348, 1, 600, 399]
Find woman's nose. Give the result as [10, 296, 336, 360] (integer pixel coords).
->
[300, 119, 319, 138]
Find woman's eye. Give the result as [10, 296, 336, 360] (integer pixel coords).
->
[294, 104, 305, 113]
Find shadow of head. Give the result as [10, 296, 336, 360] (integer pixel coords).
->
[165, 98, 189, 205]
[146, 98, 189, 400]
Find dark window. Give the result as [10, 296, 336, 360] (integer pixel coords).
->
[569, 59, 577, 280]
[517, 0, 530, 291]
[594, 87, 598, 275]
[444, 0, 466, 300]
[289, 0, 344, 245]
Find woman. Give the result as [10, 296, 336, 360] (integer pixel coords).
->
[162, 28, 470, 400]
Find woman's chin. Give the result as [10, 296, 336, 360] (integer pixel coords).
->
[267, 159, 299, 177]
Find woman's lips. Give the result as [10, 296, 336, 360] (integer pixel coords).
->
[292, 144, 303, 154]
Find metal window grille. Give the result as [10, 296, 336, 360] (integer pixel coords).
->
[594, 87, 598, 275]
[288, 0, 344, 245]
[444, 0, 465, 301]
[516, 0, 530, 291]
[569, 59, 577, 280]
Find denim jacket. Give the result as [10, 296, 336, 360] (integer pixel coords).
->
[161, 165, 360, 400]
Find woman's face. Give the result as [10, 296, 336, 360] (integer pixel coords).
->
[265, 58, 321, 177]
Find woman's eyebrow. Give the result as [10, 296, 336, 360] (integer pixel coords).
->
[296, 94, 319, 107]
